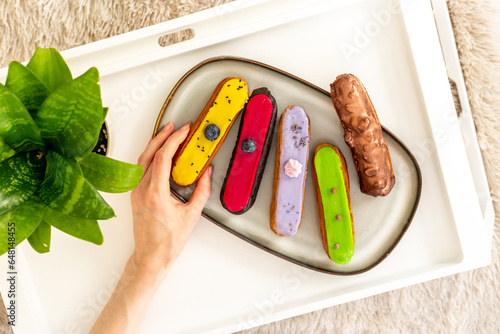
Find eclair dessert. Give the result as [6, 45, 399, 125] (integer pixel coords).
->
[171, 77, 249, 187]
[220, 88, 277, 214]
[312, 143, 354, 265]
[270, 105, 310, 237]
[330, 74, 395, 197]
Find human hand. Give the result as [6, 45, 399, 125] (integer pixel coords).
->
[130, 122, 213, 277]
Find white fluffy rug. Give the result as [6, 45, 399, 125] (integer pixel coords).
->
[1, 0, 499, 333]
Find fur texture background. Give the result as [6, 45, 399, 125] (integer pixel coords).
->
[0, 0, 499, 333]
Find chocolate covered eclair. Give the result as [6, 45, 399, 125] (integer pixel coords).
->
[330, 74, 395, 197]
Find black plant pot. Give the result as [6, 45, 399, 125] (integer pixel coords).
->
[92, 122, 108, 156]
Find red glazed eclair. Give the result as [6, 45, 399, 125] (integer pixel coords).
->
[220, 88, 277, 214]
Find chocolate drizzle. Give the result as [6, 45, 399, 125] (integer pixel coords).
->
[330, 74, 395, 197]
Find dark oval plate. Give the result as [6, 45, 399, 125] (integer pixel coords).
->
[153, 56, 422, 275]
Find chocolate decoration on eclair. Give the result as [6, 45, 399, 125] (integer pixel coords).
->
[330, 74, 395, 197]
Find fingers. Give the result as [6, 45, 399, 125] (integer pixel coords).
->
[137, 122, 174, 170]
[186, 165, 213, 214]
[149, 122, 191, 189]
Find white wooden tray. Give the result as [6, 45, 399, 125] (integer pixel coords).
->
[0, 0, 493, 333]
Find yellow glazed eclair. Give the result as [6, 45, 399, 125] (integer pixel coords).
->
[171, 77, 249, 187]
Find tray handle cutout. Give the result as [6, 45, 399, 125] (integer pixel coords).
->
[157, 28, 195, 47]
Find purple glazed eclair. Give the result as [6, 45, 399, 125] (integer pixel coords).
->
[270, 105, 311, 236]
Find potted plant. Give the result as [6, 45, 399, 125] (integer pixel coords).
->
[0, 48, 143, 254]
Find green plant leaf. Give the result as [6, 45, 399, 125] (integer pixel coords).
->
[35, 67, 103, 160]
[5, 61, 51, 112]
[102, 107, 108, 121]
[44, 207, 103, 245]
[36, 150, 115, 220]
[0, 83, 45, 152]
[0, 137, 15, 163]
[79, 153, 143, 193]
[27, 220, 51, 253]
[26, 48, 72, 92]
[0, 151, 46, 215]
[0, 196, 47, 255]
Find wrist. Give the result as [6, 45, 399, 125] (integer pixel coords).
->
[127, 252, 173, 286]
